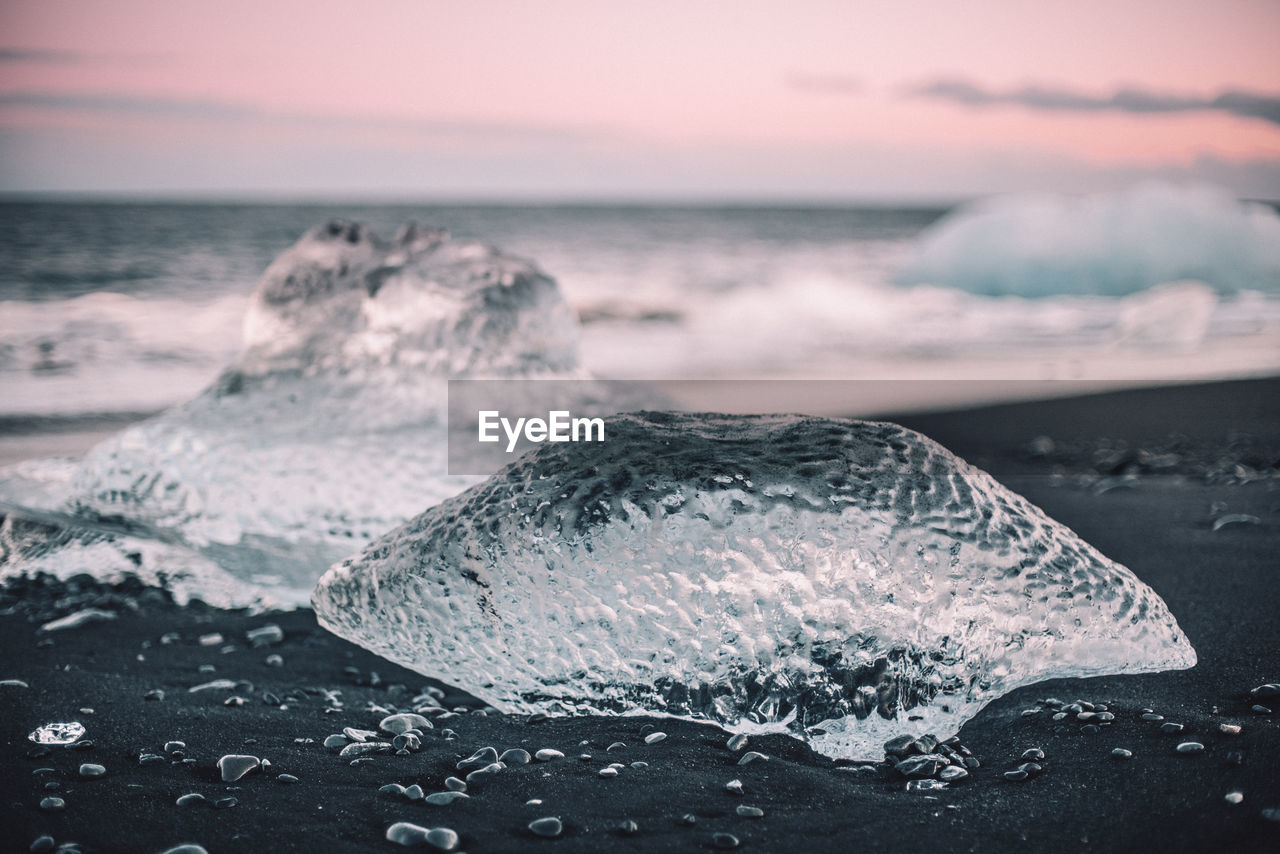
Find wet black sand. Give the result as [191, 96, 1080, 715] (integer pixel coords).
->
[2, 378, 1278, 853]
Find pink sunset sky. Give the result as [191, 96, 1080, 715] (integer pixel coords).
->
[1, 0, 1278, 199]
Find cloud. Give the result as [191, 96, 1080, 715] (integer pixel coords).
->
[786, 73, 861, 95]
[0, 90, 605, 144]
[909, 79, 1280, 127]
[0, 47, 171, 66]
[0, 47, 85, 64]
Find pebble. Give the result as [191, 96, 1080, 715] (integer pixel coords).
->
[144, 689, 165, 701]
[444, 777, 467, 791]
[404, 784, 425, 801]
[1251, 705, 1272, 715]
[534, 748, 564, 761]
[895, 754, 947, 778]
[1225, 791, 1244, 805]
[277, 774, 299, 784]
[644, 732, 668, 745]
[246, 624, 284, 646]
[78, 763, 106, 778]
[1111, 748, 1133, 760]
[138, 753, 165, 766]
[457, 746, 499, 770]
[223, 696, 244, 707]
[425, 827, 460, 851]
[378, 784, 406, 798]
[40, 797, 66, 810]
[1003, 770, 1030, 782]
[176, 793, 207, 807]
[1080, 724, 1100, 734]
[735, 805, 764, 818]
[607, 741, 627, 752]
[1021, 748, 1045, 761]
[527, 799, 543, 805]
[1252, 684, 1280, 698]
[727, 734, 748, 751]
[737, 751, 768, 766]
[1175, 742, 1205, 754]
[617, 819, 639, 835]
[724, 779, 744, 795]
[679, 814, 697, 826]
[425, 791, 470, 806]
[713, 832, 740, 849]
[343, 727, 378, 742]
[1140, 713, 1163, 722]
[339, 742, 393, 758]
[631, 761, 649, 769]
[1052, 712, 1067, 721]
[217, 754, 260, 782]
[393, 733, 421, 752]
[164, 741, 186, 754]
[189, 679, 236, 693]
[1021, 709, 1040, 717]
[599, 767, 619, 777]
[29, 837, 55, 853]
[464, 762, 503, 784]
[939, 765, 969, 781]
[264, 654, 284, 667]
[386, 822, 431, 846]
[70, 739, 94, 751]
[197, 633, 223, 646]
[0, 679, 29, 688]
[323, 734, 348, 751]
[380, 713, 431, 735]
[215, 796, 238, 808]
[528, 817, 563, 838]
[159, 846, 208, 854]
[1160, 722, 1184, 734]
[499, 748, 531, 765]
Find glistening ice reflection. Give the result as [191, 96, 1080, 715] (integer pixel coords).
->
[29, 721, 86, 745]
[314, 413, 1197, 760]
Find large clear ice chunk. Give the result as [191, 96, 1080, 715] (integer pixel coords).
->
[313, 412, 1197, 760]
[0, 221, 593, 606]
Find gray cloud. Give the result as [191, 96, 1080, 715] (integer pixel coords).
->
[0, 47, 85, 64]
[910, 79, 1280, 127]
[0, 90, 604, 144]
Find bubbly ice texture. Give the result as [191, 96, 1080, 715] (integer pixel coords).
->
[896, 183, 1280, 298]
[314, 412, 1197, 760]
[0, 220, 600, 606]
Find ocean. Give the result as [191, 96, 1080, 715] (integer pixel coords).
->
[2, 185, 1279, 421]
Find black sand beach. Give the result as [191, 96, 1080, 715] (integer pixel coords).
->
[2, 378, 1277, 853]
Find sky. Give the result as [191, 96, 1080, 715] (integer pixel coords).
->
[1, 0, 1279, 200]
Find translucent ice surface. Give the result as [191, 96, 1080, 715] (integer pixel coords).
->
[0, 221, 597, 606]
[314, 413, 1197, 760]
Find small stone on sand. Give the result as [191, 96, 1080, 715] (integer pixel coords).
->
[78, 763, 105, 778]
[217, 754, 260, 782]
[644, 732, 668, 744]
[535, 749, 564, 761]
[528, 817, 563, 838]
